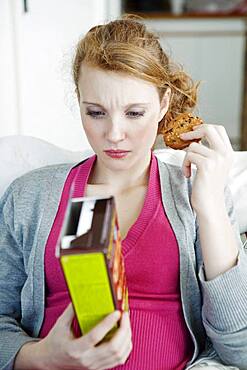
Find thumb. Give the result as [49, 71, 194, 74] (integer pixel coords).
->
[81, 311, 121, 348]
[58, 302, 75, 328]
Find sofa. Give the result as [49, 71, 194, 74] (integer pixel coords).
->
[0, 135, 246, 369]
[0, 135, 246, 240]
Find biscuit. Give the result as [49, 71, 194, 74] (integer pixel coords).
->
[163, 113, 203, 150]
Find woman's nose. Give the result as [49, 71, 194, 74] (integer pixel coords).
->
[106, 119, 125, 143]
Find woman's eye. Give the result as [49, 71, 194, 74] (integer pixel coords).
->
[127, 111, 145, 118]
[86, 110, 145, 119]
[86, 111, 105, 119]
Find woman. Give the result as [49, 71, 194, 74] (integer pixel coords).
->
[0, 16, 246, 370]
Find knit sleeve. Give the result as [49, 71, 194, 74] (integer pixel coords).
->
[196, 185, 247, 370]
[0, 182, 39, 370]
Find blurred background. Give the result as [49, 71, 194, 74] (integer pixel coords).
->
[1, 0, 247, 152]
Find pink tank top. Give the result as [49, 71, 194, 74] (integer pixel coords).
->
[39, 152, 194, 369]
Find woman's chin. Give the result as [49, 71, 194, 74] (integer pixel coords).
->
[100, 152, 135, 170]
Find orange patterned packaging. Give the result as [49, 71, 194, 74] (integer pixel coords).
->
[56, 195, 129, 341]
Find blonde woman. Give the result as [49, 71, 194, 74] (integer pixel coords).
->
[0, 16, 246, 370]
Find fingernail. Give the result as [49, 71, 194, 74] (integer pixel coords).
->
[180, 133, 188, 138]
[114, 311, 120, 319]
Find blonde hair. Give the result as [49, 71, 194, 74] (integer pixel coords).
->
[72, 15, 199, 135]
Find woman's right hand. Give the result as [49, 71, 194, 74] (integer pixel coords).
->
[15, 303, 132, 370]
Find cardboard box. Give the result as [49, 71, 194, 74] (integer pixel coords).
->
[56, 195, 129, 341]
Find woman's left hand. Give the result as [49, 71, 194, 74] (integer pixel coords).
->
[179, 124, 234, 213]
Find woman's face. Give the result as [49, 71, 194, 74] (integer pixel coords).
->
[78, 63, 170, 172]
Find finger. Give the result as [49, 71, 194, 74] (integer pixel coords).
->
[86, 312, 131, 362]
[89, 320, 133, 370]
[107, 311, 131, 347]
[116, 338, 132, 366]
[214, 124, 233, 151]
[182, 158, 191, 178]
[186, 142, 214, 158]
[182, 151, 206, 177]
[77, 312, 130, 369]
[93, 311, 131, 354]
[119, 311, 131, 332]
[86, 334, 132, 370]
[81, 311, 121, 348]
[182, 150, 193, 177]
[180, 124, 224, 151]
[57, 302, 75, 328]
[111, 319, 132, 363]
[95, 339, 132, 370]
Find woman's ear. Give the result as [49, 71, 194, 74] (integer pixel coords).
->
[158, 88, 171, 122]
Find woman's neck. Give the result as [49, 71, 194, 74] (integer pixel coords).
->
[88, 152, 152, 192]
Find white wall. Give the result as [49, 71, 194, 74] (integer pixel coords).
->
[1, 4, 245, 151]
[1, 0, 121, 151]
[0, 0, 19, 136]
[17, 0, 109, 151]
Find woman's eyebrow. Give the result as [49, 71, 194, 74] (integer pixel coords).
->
[125, 103, 150, 109]
[82, 101, 150, 108]
[82, 102, 105, 108]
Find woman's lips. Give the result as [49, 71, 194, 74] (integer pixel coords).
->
[104, 150, 130, 159]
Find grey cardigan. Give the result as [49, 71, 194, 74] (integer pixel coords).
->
[0, 157, 247, 370]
